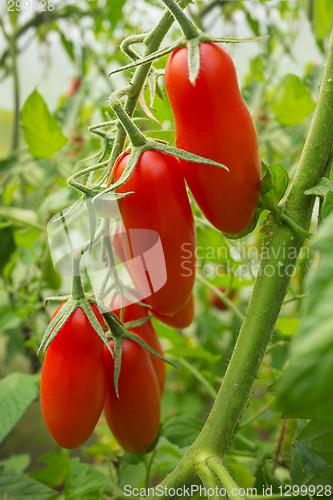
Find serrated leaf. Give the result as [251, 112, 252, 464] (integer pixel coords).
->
[260, 164, 289, 207]
[277, 212, 333, 413]
[0, 373, 39, 444]
[305, 177, 333, 219]
[0, 470, 54, 500]
[162, 415, 202, 448]
[0, 455, 30, 474]
[21, 90, 67, 159]
[30, 449, 69, 488]
[65, 458, 109, 500]
[270, 74, 315, 127]
[293, 440, 326, 479]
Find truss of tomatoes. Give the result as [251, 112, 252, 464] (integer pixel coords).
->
[41, 42, 261, 453]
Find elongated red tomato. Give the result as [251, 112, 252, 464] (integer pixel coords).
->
[152, 292, 194, 329]
[115, 150, 196, 314]
[103, 337, 161, 453]
[41, 304, 106, 449]
[108, 291, 166, 394]
[165, 42, 261, 235]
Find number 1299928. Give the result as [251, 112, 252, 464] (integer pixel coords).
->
[4, 0, 54, 11]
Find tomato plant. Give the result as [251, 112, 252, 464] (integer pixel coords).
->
[165, 42, 261, 235]
[115, 150, 196, 314]
[40, 304, 106, 449]
[103, 337, 161, 454]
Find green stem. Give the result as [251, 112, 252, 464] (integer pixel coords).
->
[196, 275, 244, 322]
[178, 357, 217, 399]
[159, 0, 200, 39]
[110, 98, 147, 147]
[195, 463, 221, 500]
[9, 32, 20, 152]
[105, 0, 192, 184]
[207, 458, 245, 500]
[238, 398, 274, 429]
[280, 212, 312, 239]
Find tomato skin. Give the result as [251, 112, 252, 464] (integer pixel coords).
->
[40, 304, 106, 449]
[153, 292, 194, 329]
[165, 42, 261, 235]
[115, 150, 196, 314]
[103, 337, 161, 453]
[108, 292, 166, 394]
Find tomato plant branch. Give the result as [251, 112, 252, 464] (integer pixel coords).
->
[150, 21, 333, 499]
[207, 458, 245, 500]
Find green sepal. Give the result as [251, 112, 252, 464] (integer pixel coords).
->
[305, 177, 333, 219]
[148, 140, 228, 171]
[124, 315, 152, 329]
[123, 329, 176, 369]
[113, 335, 123, 397]
[79, 300, 114, 359]
[44, 295, 72, 305]
[93, 146, 145, 202]
[37, 300, 76, 355]
[187, 37, 201, 86]
[108, 39, 183, 77]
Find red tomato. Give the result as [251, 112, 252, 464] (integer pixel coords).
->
[66, 77, 81, 98]
[210, 288, 235, 311]
[115, 150, 196, 314]
[108, 291, 166, 394]
[40, 304, 106, 449]
[165, 42, 261, 235]
[103, 337, 161, 453]
[152, 292, 194, 329]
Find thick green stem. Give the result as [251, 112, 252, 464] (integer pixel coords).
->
[160, 0, 200, 39]
[153, 22, 333, 498]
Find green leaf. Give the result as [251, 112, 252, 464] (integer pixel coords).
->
[30, 450, 69, 488]
[277, 212, 333, 412]
[260, 163, 276, 195]
[293, 440, 326, 478]
[0, 373, 39, 444]
[2, 184, 19, 205]
[106, 0, 126, 28]
[305, 177, 333, 219]
[162, 415, 202, 448]
[13, 228, 40, 249]
[270, 74, 316, 127]
[207, 275, 254, 290]
[0, 206, 44, 231]
[291, 416, 333, 486]
[65, 458, 110, 500]
[260, 164, 289, 207]
[0, 455, 30, 474]
[21, 90, 67, 159]
[0, 470, 54, 500]
[313, 0, 333, 38]
[263, 463, 286, 493]
[167, 345, 221, 364]
[276, 318, 300, 336]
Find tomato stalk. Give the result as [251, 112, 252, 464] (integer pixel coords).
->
[147, 22, 333, 498]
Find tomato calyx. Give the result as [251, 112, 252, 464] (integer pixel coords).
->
[102, 305, 175, 396]
[38, 297, 114, 359]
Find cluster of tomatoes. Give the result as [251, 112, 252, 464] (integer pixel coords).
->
[40, 42, 261, 453]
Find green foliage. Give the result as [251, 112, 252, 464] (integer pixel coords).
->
[21, 90, 67, 159]
[270, 74, 316, 127]
[0, 373, 39, 444]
